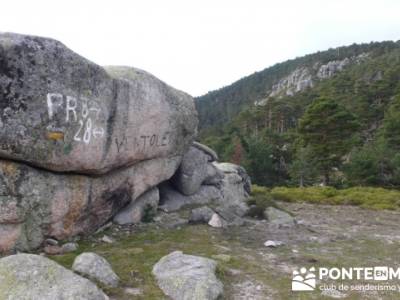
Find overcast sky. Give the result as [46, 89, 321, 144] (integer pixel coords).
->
[1, 0, 400, 96]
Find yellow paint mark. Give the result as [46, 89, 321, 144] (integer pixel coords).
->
[47, 131, 64, 141]
[2, 161, 18, 178]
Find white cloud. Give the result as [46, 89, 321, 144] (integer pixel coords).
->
[0, 0, 399, 96]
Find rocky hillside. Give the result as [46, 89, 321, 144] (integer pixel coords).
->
[195, 41, 400, 131]
[196, 40, 400, 187]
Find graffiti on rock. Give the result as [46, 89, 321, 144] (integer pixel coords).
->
[46, 93, 105, 144]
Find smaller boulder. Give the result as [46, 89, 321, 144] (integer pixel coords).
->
[173, 145, 223, 196]
[264, 207, 295, 227]
[203, 164, 224, 186]
[214, 206, 245, 226]
[189, 206, 215, 224]
[72, 252, 120, 288]
[152, 251, 223, 300]
[0, 254, 108, 300]
[61, 242, 79, 253]
[214, 162, 251, 195]
[114, 187, 159, 225]
[101, 235, 116, 244]
[44, 245, 63, 255]
[208, 213, 227, 228]
[264, 240, 284, 248]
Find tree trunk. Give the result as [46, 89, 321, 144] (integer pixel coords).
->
[323, 170, 330, 186]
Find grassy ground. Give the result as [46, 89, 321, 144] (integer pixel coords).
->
[44, 185, 400, 299]
[46, 199, 400, 299]
[251, 185, 400, 210]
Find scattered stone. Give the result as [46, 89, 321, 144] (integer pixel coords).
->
[61, 242, 79, 253]
[208, 213, 227, 228]
[215, 206, 245, 226]
[72, 252, 120, 288]
[45, 238, 59, 246]
[0, 254, 108, 299]
[226, 268, 242, 276]
[101, 235, 115, 244]
[44, 245, 63, 255]
[124, 287, 143, 296]
[189, 206, 215, 224]
[95, 222, 113, 234]
[264, 207, 295, 227]
[152, 251, 223, 300]
[114, 187, 159, 225]
[211, 254, 232, 262]
[264, 240, 284, 248]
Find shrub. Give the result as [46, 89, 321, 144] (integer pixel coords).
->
[270, 186, 400, 210]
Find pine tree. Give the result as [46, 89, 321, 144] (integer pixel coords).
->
[298, 98, 360, 185]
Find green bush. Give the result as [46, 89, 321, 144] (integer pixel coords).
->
[270, 186, 400, 210]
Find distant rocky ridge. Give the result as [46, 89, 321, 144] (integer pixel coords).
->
[255, 53, 368, 105]
[195, 41, 400, 131]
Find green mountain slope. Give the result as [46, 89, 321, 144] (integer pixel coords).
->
[195, 41, 400, 188]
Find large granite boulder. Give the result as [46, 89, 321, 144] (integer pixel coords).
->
[0, 33, 198, 252]
[152, 251, 223, 300]
[0, 254, 108, 299]
[0, 33, 197, 174]
[0, 156, 180, 252]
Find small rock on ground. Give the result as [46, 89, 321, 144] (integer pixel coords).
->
[72, 252, 120, 288]
[264, 240, 284, 247]
[0, 254, 108, 300]
[152, 251, 223, 300]
[208, 213, 227, 228]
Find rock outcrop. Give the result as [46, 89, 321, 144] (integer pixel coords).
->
[0, 254, 108, 299]
[0, 152, 181, 252]
[152, 251, 223, 300]
[0, 33, 197, 174]
[255, 53, 369, 106]
[159, 143, 251, 227]
[0, 33, 198, 252]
